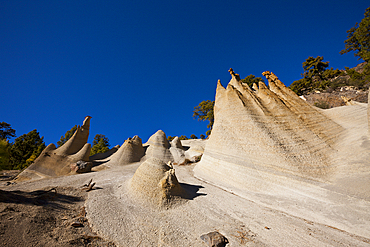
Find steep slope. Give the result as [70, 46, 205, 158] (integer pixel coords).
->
[194, 69, 370, 238]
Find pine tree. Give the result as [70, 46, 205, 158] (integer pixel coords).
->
[9, 129, 46, 170]
[90, 134, 110, 156]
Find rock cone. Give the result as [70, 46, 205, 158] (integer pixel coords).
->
[104, 136, 145, 166]
[144, 130, 174, 163]
[129, 157, 185, 206]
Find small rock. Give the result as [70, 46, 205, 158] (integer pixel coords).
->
[70, 160, 93, 173]
[71, 221, 84, 227]
[200, 231, 229, 247]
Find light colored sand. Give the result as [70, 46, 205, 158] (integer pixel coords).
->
[3, 151, 369, 246]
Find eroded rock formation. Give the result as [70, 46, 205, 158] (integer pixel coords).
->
[92, 130, 203, 168]
[104, 136, 145, 166]
[193, 69, 370, 237]
[17, 116, 92, 181]
[169, 137, 186, 165]
[195, 69, 343, 187]
[129, 157, 185, 206]
[144, 130, 174, 163]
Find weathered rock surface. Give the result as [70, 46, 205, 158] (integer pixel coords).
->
[91, 131, 204, 168]
[200, 231, 229, 247]
[104, 136, 145, 166]
[194, 69, 370, 238]
[89, 145, 120, 161]
[182, 139, 206, 163]
[70, 160, 93, 173]
[368, 88, 370, 133]
[169, 137, 186, 165]
[144, 130, 174, 163]
[16, 116, 92, 181]
[196, 69, 343, 184]
[129, 157, 185, 206]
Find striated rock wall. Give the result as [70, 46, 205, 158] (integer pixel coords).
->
[196, 69, 344, 186]
[193, 69, 370, 236]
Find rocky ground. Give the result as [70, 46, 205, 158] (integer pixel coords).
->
[0, 173, 116, 247]
[303, 87, 368, 109]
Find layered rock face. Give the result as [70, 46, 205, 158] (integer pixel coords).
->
[17, 116, 92, 181]
[193, 70, 370, 235]
[195, 70, 343, 188]
[144, 130, 174, 163]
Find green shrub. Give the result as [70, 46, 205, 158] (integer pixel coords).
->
[314, 101, 330, 109]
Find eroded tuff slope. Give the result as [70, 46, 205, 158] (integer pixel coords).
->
[17, 122, 203, 182]
[194, 69, 370, 238]
[196, 69, 344, 184]
[16, 116, 92, 181]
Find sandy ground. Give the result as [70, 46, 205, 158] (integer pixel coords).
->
[2, 160, 369, 247]
[0, 173, 116, 247]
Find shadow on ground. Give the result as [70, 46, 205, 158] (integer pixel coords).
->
[0, 187, 84, 209]
[180, 183, 207, 200]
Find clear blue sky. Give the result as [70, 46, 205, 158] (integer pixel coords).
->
[1, 1, 369, 147]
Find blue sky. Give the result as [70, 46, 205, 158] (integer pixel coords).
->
[1, 1, 369, 147]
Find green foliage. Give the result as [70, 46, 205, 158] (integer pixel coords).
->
[241, 74, 265, 88]
[289, 78, 312, 95]
[0, 139, 11, 170]
[193, 100, 215, 136]
[0, 122, 16, 140]
[322, 67, 342, 79]
[199, 134, 205, 139]
[9, 129, 46, 170]
[178, 135, 188, 140]
[206, 130, 211, 137]
[190, 134, 198, 139]
[345, 66, 363, 80]
[167, 136, 175, 141]
[90, 134, 110, 156]
[340, 7, 370, 62]
[193, 100, 214, 129]
[289, 57, 345, 95]
[314, 101, 330, 109]
[326, 65, 370, 90]
[302, 56, 329, 80]
[57, 125, 77, 147]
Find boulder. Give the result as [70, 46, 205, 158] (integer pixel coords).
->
[70, 160, 93, 173]
[200, 231, 229, 247]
